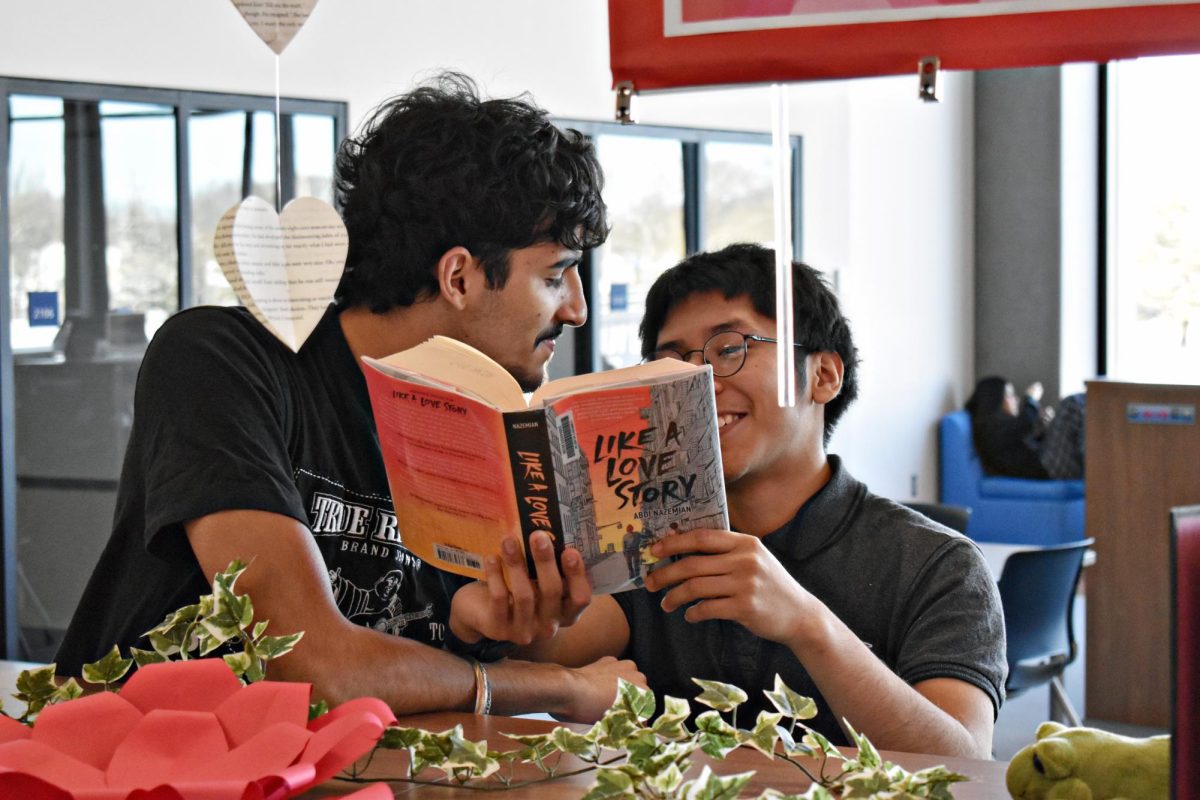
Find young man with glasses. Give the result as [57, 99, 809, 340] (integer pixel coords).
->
[453, 243, 1006, 758]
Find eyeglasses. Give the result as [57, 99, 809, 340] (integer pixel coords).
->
[650, 330, 808, 378]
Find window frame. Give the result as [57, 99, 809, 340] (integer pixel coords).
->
[0, 76, 347, 656]
[556, 118, 803, 374]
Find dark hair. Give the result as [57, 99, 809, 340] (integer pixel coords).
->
[334, 73, 609, 311]
[638, 243, 860, 444]
[965, 376, 1010, 420]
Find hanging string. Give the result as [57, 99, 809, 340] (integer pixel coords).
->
[771, 83, 796, 408]
[274, 53, 283, 212]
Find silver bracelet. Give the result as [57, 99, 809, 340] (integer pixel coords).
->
[471, 658, 492, 716]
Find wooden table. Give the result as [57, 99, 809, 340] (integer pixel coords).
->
[306, 712, 1013, 798]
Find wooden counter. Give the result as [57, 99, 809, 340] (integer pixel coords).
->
[1084, 380, 1200, 726]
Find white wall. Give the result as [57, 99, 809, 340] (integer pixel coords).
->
[1, 0, 976, 502]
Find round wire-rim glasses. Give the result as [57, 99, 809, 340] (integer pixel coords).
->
[650, 330, 808, 378]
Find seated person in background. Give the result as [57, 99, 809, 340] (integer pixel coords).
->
[452, 243, 1007, 758]
[53, 73, 642, 721]
[966, 376, 1086, 480]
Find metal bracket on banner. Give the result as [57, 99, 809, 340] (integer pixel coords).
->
[918, 56, 941, 103]
[615, 81, 637, 124]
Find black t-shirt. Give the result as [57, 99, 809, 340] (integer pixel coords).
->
[56, 305, 464, 675]
[613, 456, 1007, 745]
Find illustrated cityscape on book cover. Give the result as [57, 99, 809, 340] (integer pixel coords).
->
[544, 369, 727, 594]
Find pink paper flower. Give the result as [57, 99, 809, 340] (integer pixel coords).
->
[0, 659, 396, 800]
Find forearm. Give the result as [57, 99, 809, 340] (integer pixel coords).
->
[272, 617, 475, 715]
[786, 609, 990, 758]
[276, 618, 596, 719]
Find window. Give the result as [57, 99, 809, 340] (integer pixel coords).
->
[0, 77, 346, 659]
[560, 120, 802, 372]
[1106, 55, 1200, 383]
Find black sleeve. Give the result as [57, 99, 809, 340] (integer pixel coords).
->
[894, 538, 1009, 717]
[133, 308, 309, 555]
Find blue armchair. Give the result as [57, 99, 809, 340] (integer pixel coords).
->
[939, 410, 1085, 544]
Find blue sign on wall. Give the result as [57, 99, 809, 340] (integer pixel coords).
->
[27, 292, 59, 327]
[610, 283, 628, 312]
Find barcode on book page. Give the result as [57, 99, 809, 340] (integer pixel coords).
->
[434, 544, 483, 572]
[558, 411, 581, 462]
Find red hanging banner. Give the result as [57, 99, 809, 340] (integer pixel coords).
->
[609, 0, 1200, 91]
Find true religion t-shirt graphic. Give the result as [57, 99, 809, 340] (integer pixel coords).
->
[297, 467, 453, 648]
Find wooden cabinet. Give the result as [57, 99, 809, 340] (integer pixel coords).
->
[1084, 380, 1200, 727]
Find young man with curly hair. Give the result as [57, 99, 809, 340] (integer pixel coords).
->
[455, 243, 1007, 757]
[56, 73, 641, 720]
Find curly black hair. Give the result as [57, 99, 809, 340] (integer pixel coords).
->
[638, 243, 861, 445]
[334, 73, 609, 311]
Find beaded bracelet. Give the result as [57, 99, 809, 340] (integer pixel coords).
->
[471, 658, 492, 716]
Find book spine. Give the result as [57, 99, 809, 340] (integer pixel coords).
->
[504, 409, 567, 575]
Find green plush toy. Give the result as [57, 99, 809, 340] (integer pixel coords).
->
[1006, 721, 1170, 800]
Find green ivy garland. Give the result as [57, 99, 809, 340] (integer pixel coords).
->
[3, 562, 968, 799]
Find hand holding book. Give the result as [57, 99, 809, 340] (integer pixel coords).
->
[449, 531, 592, 647]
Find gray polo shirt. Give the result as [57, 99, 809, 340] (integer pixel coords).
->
[614, 455, 1007, 744]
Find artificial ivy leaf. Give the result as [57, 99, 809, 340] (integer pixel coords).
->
[256, 631, 304, 660]
[650, 695, 691, 740]
[840, 765, 895, 797]
[309, 699, 330, 721]
[198, 618, 242, 651]
[679, 765, 754, 800]
[52, 678, 84, 703]
[412, 729, 456, 775]
[504, 732, 558, 763]
[764, 674, 817, 721]
[755, 790, 809, 800]
[615, 677, 656, 721]
[130, 647, 167, 668]
[695, 710, 740, 759]
[223, 651, 253, 678]
[775, 725, 815, 758]
[641, 740, 695, 779]
[150, 602, 202, 631]
[692, 678, 748, 713]
[622, 728, 664, 767]
[551, 726, 595, 757]
[582, 766, 636, 799]
[252, 620, 269, 639]
[379, 726, 425, 750]
[844, 720, 881, 768]
[242, 647, 266, 683]
[906, 765, 970, 799]
[15, 665, 58, 702]
[801, 728, 841, 759]
[795, 786, 836, 800]
[740, 711, 783, 757]
[591, 709, 639, 749]
[81, 646, 134, 687]
[445, 729, 499, 778]
[647, 761, 685, 793]
[147, 630, 183, 658]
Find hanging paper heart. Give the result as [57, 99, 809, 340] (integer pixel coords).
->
[214, 196, 347, 352]
[230, 0, 318, 55]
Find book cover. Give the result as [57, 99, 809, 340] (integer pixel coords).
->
[362, 339, 727, 594]
[541, 370, 728, 593]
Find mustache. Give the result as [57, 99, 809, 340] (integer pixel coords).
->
[535, 325, 564, 345]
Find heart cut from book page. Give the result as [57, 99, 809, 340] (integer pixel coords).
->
[214, 196, 347, 352]
[230, 0, 318, 54]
